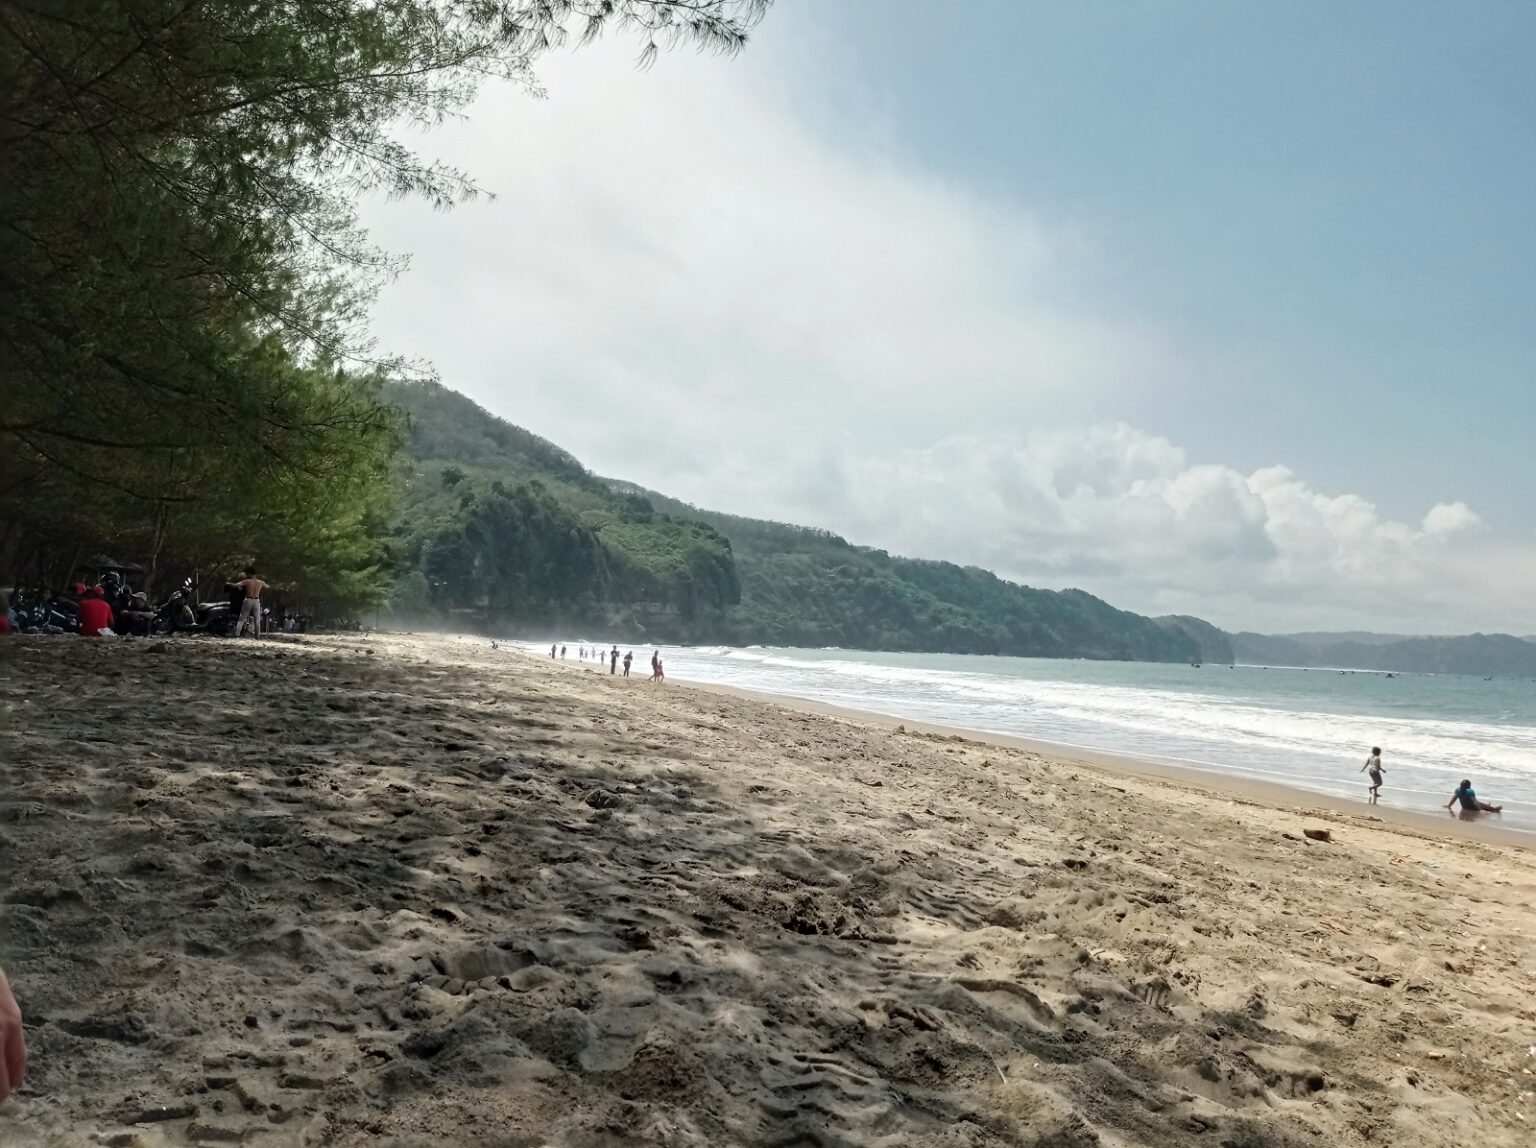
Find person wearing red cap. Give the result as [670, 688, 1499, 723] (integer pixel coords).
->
[77, 585, 114, 636]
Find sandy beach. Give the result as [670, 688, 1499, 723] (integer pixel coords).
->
[1, 632, 1533, 1147]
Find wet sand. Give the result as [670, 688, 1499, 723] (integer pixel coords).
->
[1, 632, 1533, 1146]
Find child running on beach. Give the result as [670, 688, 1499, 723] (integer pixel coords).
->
[1360, 746, 1384, 804]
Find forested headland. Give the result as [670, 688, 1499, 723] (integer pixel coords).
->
[353, 383, 1536, 672]
[383, 383, 1204, 662]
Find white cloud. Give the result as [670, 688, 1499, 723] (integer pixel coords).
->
[360, 39, 1536, 635]
[1422, 500, 1482, 535]
[777, 425, 1536, 633]
[363, 42, 1174, 452]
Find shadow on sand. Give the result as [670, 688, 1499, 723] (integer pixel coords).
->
[0, 636, 1370, 1146]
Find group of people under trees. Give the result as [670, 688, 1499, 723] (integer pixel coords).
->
[0, 566, 305, 639]
[550, 643, 665, 681]
[1, 569, 157, 637]
[1360, 747, 1503, 817]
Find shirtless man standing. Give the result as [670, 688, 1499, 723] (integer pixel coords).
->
[228, 567, 266, 638]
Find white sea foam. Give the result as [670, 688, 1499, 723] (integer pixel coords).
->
[668, 645, 1536, 825]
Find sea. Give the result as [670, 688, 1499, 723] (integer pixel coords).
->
[545, 643, 1536, 834]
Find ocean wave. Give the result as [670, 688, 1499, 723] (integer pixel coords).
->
[669, 647, 1536, 814]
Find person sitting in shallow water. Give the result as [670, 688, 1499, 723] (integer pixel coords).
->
[1447, 779, 1502, 816]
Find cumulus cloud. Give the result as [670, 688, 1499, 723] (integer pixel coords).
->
[772, 425, 1536, 633]
[1422, 501, 1482, 535]
[360, 36, 1536, 635]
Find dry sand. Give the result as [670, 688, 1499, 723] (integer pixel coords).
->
[1, 631, 1533, 1147]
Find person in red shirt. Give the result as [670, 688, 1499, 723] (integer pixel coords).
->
[76, 586, 114, 636]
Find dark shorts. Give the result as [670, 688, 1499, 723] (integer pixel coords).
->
[1369, 770, 1383, 786]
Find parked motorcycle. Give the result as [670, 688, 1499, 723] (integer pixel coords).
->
[11, 588, 80, 634]
[154, 579, 237, 636]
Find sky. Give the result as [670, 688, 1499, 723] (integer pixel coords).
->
[360, 0, 1536, 634]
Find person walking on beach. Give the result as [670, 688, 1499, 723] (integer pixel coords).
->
[650, 651, 664, 683]
[1360, 746, 1385, 804]
[228, 567, 265, 639]
[560, 644, 567, 659]
[1448, 779, 1502, 816]
[622, 651, 633, 677]
[550, 643, 557, 659]
[610, 646, 619, 674]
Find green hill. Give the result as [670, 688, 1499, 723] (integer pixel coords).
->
[1155, 615, 1236, 664]
[380, 384, 1536, 674]
[628, 490, 1199, 660]
[381, 380, 1201, 661]
[384, 381, 740, 635]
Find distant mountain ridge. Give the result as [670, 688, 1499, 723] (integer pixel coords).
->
[1228, 630, 1536, 676]
[1278, 631, 1421, 648]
